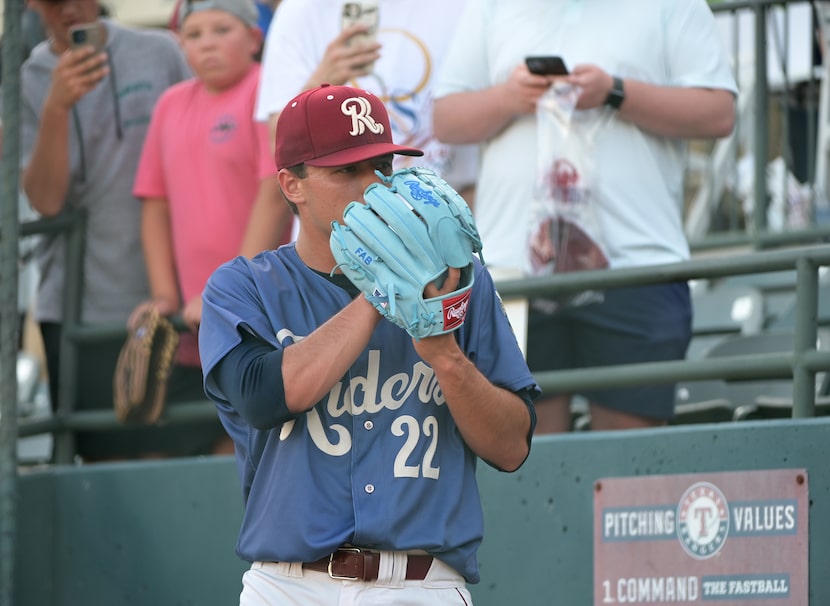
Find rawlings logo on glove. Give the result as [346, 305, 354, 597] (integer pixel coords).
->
[330, 167, 483, 339]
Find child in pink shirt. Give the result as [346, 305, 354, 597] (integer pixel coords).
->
[131, 0, 292, 455]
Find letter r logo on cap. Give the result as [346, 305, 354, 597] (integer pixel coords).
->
[342, 97, 385, 137]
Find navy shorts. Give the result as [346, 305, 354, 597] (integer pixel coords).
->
[525, 282, 692, 420]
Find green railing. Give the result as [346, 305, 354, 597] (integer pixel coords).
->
[497, 245, 830, 418]
[17, 210, 830, 458]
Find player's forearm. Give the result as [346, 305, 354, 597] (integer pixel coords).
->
[433, 85, 517, 144]
[282, 295, 381, 413]
[618, 82, 735, 139]
[22, 103, 72, 217]
[425, 341, 531, 471]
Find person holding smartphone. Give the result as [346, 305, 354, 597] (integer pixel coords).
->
[250, 0, 479, 245]
[21, 0, 191, 461]
[434, 0, 738, 433]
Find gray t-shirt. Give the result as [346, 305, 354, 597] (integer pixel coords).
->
[21, 20, 191, 324]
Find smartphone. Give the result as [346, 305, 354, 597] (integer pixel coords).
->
[525, 56, 569, 76]
[342, 1, 379, 47]
[69, 22, 106, 53]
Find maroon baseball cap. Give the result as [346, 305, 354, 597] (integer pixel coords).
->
[274, 84, 423, 170]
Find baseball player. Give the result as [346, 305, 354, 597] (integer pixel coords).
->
[198, 84, 539, 604]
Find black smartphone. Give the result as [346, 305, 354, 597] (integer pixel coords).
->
[525, 56, 569, 76]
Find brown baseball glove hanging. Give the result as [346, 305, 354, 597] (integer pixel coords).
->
[113, 304, 179, 424]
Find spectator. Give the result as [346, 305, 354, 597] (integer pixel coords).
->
[434, 0, 737, 432]
[168, 0, 277, 59]
[198, 83, 538, 603]
[253, 0, 478, 202]
[130, 0, 293, 455]
[21, 0, 191, 460]
[169, 0, 278, 33]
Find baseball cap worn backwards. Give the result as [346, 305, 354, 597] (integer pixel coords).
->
[178, 0, 259, 29]
[275, 84, 423, 170]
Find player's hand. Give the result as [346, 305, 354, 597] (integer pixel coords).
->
[47, 47, 109, 110]
[412, 266, 463, 357]
[424, 267, 461, 299]
[182, 296, 203, 333]
[308, 25, 381, 86]
[566, 64, 614, 110]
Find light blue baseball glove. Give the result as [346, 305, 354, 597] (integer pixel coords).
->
[330, 167, 483, 339]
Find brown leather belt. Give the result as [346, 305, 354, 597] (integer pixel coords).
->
[303, 547, 433, 581]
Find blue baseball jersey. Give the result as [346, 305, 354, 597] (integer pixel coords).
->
[199, 244, 538, 583]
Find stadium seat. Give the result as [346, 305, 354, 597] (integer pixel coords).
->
[733, 394, 830, 421]
[716, 270, 798, 328]
[671, 400, 736, 425]
[673, 284, 766, 423]
[691, 283, 765, 335]
[674, 329, 830, 423]
[676, 330, 830, 422]
[686, 283, 764, 359]
[768, 278, 830, 330]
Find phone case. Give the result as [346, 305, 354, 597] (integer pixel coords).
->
[526, 56, 569, 76]
[342, 1, 379, 46]
[69, 23, 106, 53]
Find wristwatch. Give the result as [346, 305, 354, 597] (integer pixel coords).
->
[604, 76, 625, 109]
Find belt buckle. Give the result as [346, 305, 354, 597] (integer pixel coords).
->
[328, 547, 362, 580]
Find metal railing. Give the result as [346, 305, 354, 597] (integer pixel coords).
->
[498, 245, 830, 418]
[16, 212, 830, 454]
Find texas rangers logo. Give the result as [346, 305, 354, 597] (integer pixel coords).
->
[403, 179, 440, 207]
[342, 96, 385, 136]
[676, 481, 730, 559]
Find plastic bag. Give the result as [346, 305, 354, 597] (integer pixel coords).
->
[527, 82, 611, 312]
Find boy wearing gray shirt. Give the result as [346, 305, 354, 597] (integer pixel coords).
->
[22, 1, 191, 460]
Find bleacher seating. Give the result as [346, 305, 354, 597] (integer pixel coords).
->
[685, 280, 765, 359]
[767, 269, 830, 329]
[733, 393, 830, 420]
[718, 270, 799, 328]
[675, 328, 830, 423]
[673, 281, 766, 423]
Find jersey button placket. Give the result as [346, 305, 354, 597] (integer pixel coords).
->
[364, 484, 375, 494]
[364, 420, 374, 431]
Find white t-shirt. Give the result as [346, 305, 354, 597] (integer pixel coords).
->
[255, 0, 478, 189]
[435, 0, 738, 272]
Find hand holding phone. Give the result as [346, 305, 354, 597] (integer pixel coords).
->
[342, 1, 379, 47]
[525, 56, 569, 76]
[69, 22, 106, 53]
[341, 1, 379, 72]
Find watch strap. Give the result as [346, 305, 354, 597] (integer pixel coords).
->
[605, 76, 625, 109]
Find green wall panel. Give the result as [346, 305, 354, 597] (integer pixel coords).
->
[15, 418, 830, 605]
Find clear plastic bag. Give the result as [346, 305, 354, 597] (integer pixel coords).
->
[527, 82, 611, 312]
